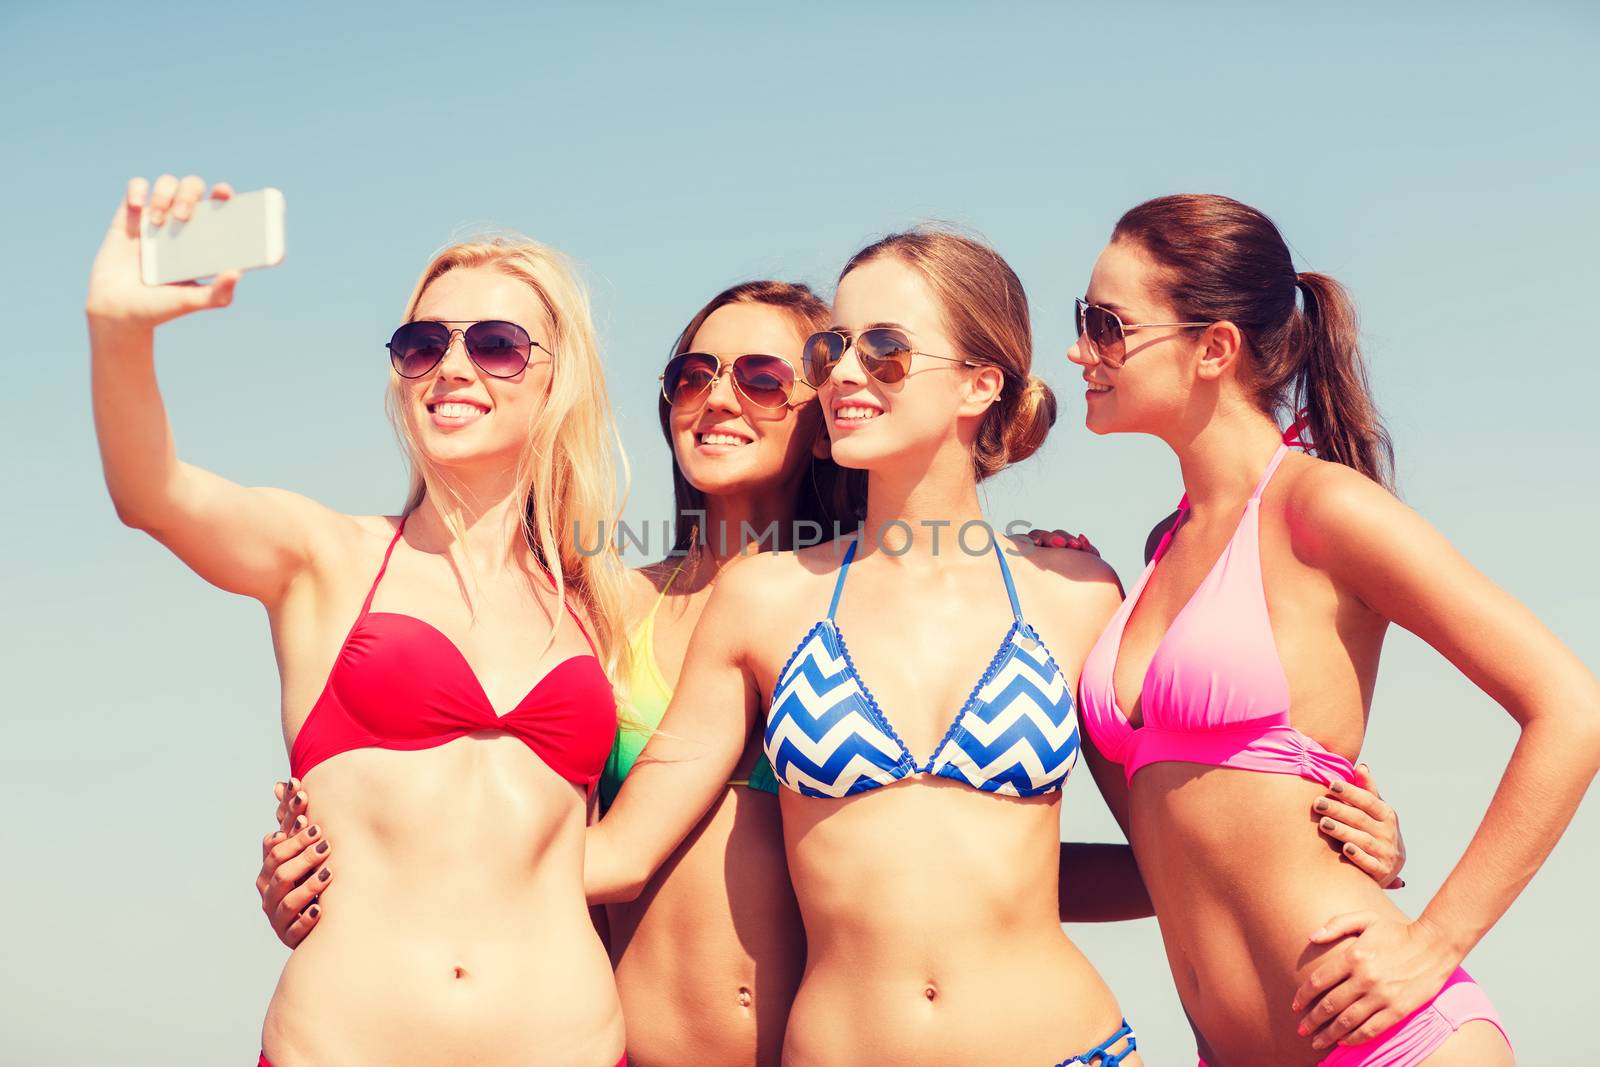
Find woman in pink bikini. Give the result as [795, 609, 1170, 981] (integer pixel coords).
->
[1070, 193, 1600, 1065]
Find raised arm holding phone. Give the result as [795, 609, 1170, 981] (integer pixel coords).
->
[88, 175, 631, 1067]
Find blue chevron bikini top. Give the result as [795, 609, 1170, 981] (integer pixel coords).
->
[763, 538, 1081, 799]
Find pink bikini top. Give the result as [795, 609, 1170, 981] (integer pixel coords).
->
[1078, 437, 1356, 788]
[289, 517, 618, 789]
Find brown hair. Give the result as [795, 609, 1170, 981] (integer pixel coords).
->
[840, 226, 1056, 481]
[1112, 194, 1394, 488]
[656, 280, 867, 553]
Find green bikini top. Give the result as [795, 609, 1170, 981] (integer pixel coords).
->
[597, 564, 776, 812]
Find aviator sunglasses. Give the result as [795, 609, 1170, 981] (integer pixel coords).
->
[660, 352, 807, 412]
[802, 328, 982, 388]
[1074, 299, 1212, 369]
[387, 319, 551, 379]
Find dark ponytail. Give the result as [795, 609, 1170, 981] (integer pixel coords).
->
[1287, 272, 1392, 487]
[1112, 195, 1394, 489]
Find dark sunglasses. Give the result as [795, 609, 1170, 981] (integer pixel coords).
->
[659, 352, 806, 412]
[801, 328, 981, 388]
[1074, 299, 1211, 369]
[387, 319, 550, 379]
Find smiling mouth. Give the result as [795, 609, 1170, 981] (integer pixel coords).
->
[697, 431, 752, 447]
[429, 401, 489, 417]
[833, 405, 882, 423]
[1084, 382, 1113, 394]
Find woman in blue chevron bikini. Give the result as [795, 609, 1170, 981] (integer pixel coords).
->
[587, 228, 1145, 1066]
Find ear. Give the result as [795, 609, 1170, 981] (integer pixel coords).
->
[957, 363, 1006, 417]
[1194, 321, 1245, 382]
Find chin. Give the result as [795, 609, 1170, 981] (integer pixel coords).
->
[826, 436, 886, 473]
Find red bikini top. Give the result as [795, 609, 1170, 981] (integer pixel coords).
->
[288, 517, 617, 790]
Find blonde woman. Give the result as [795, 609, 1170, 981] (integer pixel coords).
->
[87, 175, 629, 1067]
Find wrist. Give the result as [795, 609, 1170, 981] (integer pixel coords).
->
[1414, 910, 1472, 963]
[87, 310, 159, 350]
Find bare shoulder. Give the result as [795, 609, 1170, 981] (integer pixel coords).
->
[624, 559, 675, 621]
[714, 538, 848, 605]
[1002, 534, 1123, 616]
[1276, 454, 1411, 568]
[305, 510, 400, 571]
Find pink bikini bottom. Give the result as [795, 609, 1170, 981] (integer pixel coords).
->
[1197, 968, 1509, 1067]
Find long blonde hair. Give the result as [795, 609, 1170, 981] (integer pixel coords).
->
[386, 235, 629, 676]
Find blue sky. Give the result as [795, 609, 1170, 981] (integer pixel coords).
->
[3, 2, 1597, 1062]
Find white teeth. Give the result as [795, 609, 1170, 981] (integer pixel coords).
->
[836, 406, 881, 421]
[1085, 384, 1112, 393]
[434, 402, 485, 418]
[700, 433, 749, 446]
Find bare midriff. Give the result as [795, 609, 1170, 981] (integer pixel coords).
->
[260, 735, 624, 1067]
[779, 778, 1133, 1067]
[606, 772, 803, 1067]
[1129, 761, 1404, 1067]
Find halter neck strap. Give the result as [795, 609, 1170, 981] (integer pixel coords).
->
[358, 516, 409, 617]
[827, 539, 858, 620]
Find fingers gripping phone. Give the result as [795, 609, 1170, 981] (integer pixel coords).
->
[140, 187, 286, 285]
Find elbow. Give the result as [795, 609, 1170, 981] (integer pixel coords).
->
[1577, 692, 1600, 777]
[591, 872, 646, 906]
[110, 494, 162, 535]
[1541, 685, 1600, 779]
[112, 500, 148, 531]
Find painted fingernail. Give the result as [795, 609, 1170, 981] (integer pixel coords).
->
[294, 792, 306, 807]
[1344, 843, 1358, 855]
[315, 841, 329, 854]
[307, 824, 319, 838]
[293, 816, 307, 831]
[1330, 781, 1344, 793]
[308, 904, 320, 919]
[1314, 799, 1329, 813]
[1320, 818, 1336, 832]
[318, 868, 331, 881]
[1297, 1024, 1308, 1036]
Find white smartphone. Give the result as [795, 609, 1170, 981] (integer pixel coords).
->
[139, 187, 286, 285]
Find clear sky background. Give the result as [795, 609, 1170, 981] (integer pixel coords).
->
[3, 2, 1597, 1063]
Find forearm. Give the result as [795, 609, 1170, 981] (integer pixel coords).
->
[1058, 842, 1154, 922]
[583, 737, 741, 904]
[1419, 710, 1600, 958]
[584, 820, 651, 904]
[89, 317, 182, 529]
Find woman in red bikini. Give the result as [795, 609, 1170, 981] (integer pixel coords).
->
[1071, 194, 1600, 1065]
[88, 175, 629, 1067]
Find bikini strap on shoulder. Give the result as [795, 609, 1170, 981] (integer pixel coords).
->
[993, 538, 1023, 622]
[1251, 443, 1292, 501]
[357, 515, 409, 617]
[827, 538, 859, 621]
[643, 559, 687, 625]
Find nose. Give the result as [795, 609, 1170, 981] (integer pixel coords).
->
[1066, 335, 1097, 369]
[827, 340, 869, 391]
[435, 330, 476, 381]
[704, 362, 741, 414]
